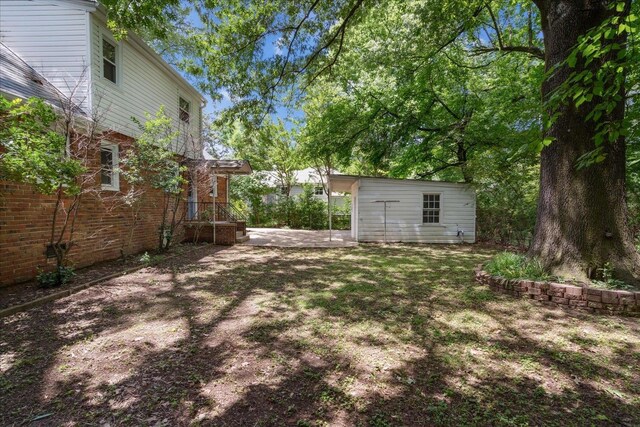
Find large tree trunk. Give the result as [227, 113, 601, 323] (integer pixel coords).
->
[530, 0, 640, 283]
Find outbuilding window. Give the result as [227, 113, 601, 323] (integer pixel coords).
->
[100, 143, 119, 191]
[314, 186, 324, 195]
[102, 37, 118, 84]
[422, 193, 440, 224]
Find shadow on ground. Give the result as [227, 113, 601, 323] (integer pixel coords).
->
[1, 244, 639, 426]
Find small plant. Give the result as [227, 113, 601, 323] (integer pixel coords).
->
[595, 262, 618, 284]
[140, 252, 151, 263]
[369, 412, 391, 427]
[139, 252, 152, 265]
[484, 252, 550, 281]
[37, 266, 75, 288]
[139, 251, 163, 266]
[591, 262, 635, 290]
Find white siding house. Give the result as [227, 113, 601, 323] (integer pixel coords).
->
[89, 12, 203, 156]
[330, 175, 476, 243]
[263, 168, 347, 207]
[0, 0, 205, 158]
[0, 0, 93, 111]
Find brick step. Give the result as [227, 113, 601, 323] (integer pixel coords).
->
[236, 232, 250, 243]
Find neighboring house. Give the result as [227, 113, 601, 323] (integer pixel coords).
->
[330, 175, 476, 243]
[263, 168, 347, 207]
[0, 0, 248, 287]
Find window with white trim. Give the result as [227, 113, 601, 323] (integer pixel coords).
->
[314, 186, 324, 195]
[102, 37, 118, 84]
[422, 193, 440, 224]
[179, 97, 190, 123]
[100, 143, 119, 191]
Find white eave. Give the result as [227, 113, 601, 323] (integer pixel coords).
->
[43, 0, 98, 11]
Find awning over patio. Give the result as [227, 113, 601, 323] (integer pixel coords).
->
[329, 174, 359, 193]
[196, 159, 253, 175]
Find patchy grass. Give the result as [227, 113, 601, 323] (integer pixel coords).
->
[1, 244, 639, 426]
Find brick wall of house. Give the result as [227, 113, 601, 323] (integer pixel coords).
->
[192, 173, 227, 205]
[0, 132, 201, 287]
[215, 175, 228, 204]
[193, 171, 214, 203]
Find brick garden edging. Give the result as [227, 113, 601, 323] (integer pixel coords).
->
[475, 266, 640, 316]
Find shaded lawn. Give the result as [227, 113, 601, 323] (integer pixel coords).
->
[1, 244, 639, 427]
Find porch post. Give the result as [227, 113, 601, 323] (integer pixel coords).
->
[212, 173, 217, 244]
[328, 179, 332, 242]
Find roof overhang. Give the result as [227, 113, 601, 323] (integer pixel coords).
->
[329, 174, 359, 193]
[210, 159, 253, 175]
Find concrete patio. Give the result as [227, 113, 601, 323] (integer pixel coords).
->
[242, 228, 358, 247]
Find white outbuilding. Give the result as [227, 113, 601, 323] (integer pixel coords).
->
[329, 175, 476, 244]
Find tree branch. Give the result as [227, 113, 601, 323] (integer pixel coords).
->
[485, 3, 504, 49]
[270, 0, 322, 92]
[471, 44, 544, 59]
[417, 161, 465, 178]
[300, 0, 365, 84]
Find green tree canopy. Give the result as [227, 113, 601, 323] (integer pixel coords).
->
[0, 96, 85, 195]
[217, 118, 301, 194]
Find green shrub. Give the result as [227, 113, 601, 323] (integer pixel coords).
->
[237, 183, 352, 230]
[484, 252, 550, 281]
[293, 184, 328, 230]
[37, 266, 75, 288]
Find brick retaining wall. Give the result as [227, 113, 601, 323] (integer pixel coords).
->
[236, 221, 247, 236]
[184, 223, 236, 245]
[475, 267, 640, 316]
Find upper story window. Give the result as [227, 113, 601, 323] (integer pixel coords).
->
[179, 97, 190, 123]
[422, 193, 440, 224]
[314, 186, 324, 195]
[102, 37, 118, 84]
[100, 143, 119, 191]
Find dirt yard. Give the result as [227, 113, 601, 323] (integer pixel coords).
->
[1, 244, 639, 426]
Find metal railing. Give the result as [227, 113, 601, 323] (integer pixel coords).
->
[215, 202, 247, 222]
[185, 202, 246, 223]
[185, 202, 214, 222]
